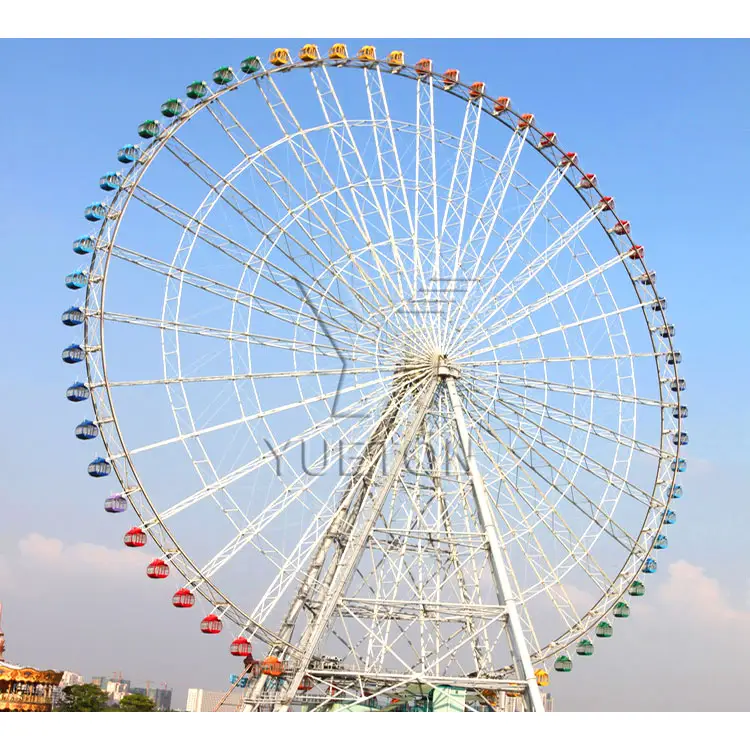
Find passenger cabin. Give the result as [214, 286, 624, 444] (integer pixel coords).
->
[66, 382, 90, 402]
[637, 271, 657, 286]
[613, 602, 630, 618]
[629, 244, 645, 259]
[61, 307, 84, 326]
[387, 50, 405, 69]
[596, 621, 613, 638]
[577, 173, 597, 189]
[469, 81, 486, 99]
[84, 203, 107, 222]
[666, 351, 682, 365]
[643, 558, 658, 574]
[609, 220, 630, 235]
[160, 98, 183, 118]
[65, 271, 87, 289]
[670, 378, 686, 392]
[358, 45, 377, 63]
[673, 431, 689, 446]
[200, 614, 223, 634]
[186, 81, 209, 99]
[494, 96, 511, 114]
[87, 457, 111, 478]
[241, 56, 261, 74]
[73, 236, 95, 255]
[62, 344, 85, 364]
[172, 587, 195, 608]
[212, 66, 234, 85]
[598, 196, 615, 211]
[299, 44, 320, 62]
[554, 656, 572, 673]
[659, 324, 675, 339]
[415, 58, 433, 77]
[270, 48, 292, 66]
[75, 420, 99, 440]
[671, 458, 687, 472]
[576, 639, 594, 656]
[517, 113, 535, 129]
[104, 494, 127, 513]
[99, 172, 122, 191]
[124, 527, 147, 547]
[146, 558, 170, 579]
[628, 580, 646, 597]
[329, 43, 349, 60]
[538, 132, 557, 149]
[673, 404, 688, 419]
[664, 510, 677, 525]
[117, 144, 139, 164]
[559, 152, 578, 167]
[654, 534, 668, 550]
[651, 297, 667, 312]
[442, 69, 459, 89]
[230, 637, 252, 657]
[137, 120, 160, 139]
[670, 484, 683, 499]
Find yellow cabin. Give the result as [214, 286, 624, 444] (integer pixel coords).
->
[269, 48, 292, 67]
[299, 44, 319, 62]
[387, 50, 405, 68]
[535, 668, 550, 687]
[329, 43, 349, 60]
[358, 45, 376, 62]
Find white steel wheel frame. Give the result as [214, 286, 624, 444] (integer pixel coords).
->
[74, 49, 686, 709]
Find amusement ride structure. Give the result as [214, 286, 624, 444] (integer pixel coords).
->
[62, 43, 687, 712]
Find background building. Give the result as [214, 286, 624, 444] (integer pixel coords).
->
[131, 685, 172, 711]
[186, 688, 242, 712]
[51, 671, 85, 709]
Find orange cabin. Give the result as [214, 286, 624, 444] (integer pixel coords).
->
[329, 43, 348, 60]
[518, 113, 535, 129]
[358, 45, 376, 62]
[538, 132, 557, 149]
[387, 50, 405, 68]
[494, 96, 511, 114]
[442, 69, 459, 89]
[469, 81, 485, 99]
[415, 58, 433, 77]
[260, 656, 284, 677]
[577, 173, 597, 189]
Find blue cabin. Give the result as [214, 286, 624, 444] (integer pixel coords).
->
[651, 297, 667, 312]
[65, 271, 87, 290]
[104, 493, 127, 513]
[637, 271, 656, 286]
[87, 457, 111, 478]
[670, 485, 683, 499]
[62, 344, 85, 364]
[99, 172, 123, 191]
[658, 325, 675, 339]
[673, 405, 688, 419]
[670, 378, 686, 392]
[75, 420, 99, 440]
[673, 431, 689, 446]
[643, 558, 658, 574]
[671, 458, 687, 472]
[61, 306, 84, 326]
[664, 510, 677, 525]
[73, 235, 95, 255]
[84, 203, 107, 222]
[66, 382, 90, 402]
[117, 144, 139, 163]
[666, 351, 681, 365]
[654, 534, 668, 550]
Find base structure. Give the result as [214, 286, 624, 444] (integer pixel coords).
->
[231, 363, 545, 712]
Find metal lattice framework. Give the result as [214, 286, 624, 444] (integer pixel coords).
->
[62, 44, 687, 712]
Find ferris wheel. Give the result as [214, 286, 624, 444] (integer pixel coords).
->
[62, 43, 688, 712]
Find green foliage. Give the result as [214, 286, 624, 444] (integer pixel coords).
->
[118, 693, 156, 712]
[56, 683, 109, 712]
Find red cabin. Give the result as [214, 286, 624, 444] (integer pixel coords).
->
[494, 96, 511, 114]
[200, 613, 223, 635]
[469, 81, 485, 99]
[609, 220, 631, 236]
[415, 58, 432, 77]
[598, 196, 615, 211]
[559, 152, 578, 167]
[146, 558, 170, 579]
[230, 637, 252, 657]
[628, 244, 645, 260]
[124, 527, 146, 548]
[260, 656, 284, 677]
[517, 113, 535, 129]
[442, 69, 459, 89]
[538, 132, 557, 149]
[172, 587, 195, 608]
[298, 676, 314, 692]
[577, 173, 597, 189]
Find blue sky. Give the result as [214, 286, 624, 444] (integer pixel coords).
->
[1, 38, 749, 711]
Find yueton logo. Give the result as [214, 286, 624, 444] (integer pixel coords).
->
[261, 435, 472, 479]
[396, 276, 482, 315]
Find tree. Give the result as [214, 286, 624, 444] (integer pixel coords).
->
[56, 683, 109, 712]
[118, 693, 156, 712]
